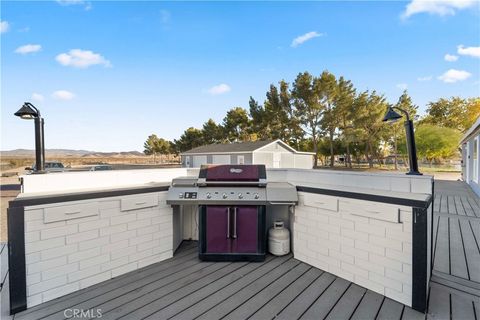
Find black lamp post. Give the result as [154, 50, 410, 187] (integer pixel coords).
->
[14, 102, 46, 173]
[382, 106, 422, 175]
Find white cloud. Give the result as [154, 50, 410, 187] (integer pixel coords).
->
[207, 84, 231, 95]
[15, 44, 42, 55]
[438, 69, 471, 83]
[417, 76, 433, 81]
[457, 45, 480, 58]
[57, 0, 92, 10]
[401, 0, 476, 19]
[52, 90, 75, 100]
[0, 21, 9, 33]
[32, 93, 45, 102]
[444, 53, 458, 61]
[396, 83, 408, 90]
[56, 49, 111, 68]
[160, 10, 171, 24]
[291, 31, 323, 48]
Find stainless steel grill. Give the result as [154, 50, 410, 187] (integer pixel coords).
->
[166, 164, 297, 206]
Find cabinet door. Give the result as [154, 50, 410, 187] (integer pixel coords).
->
[206, 206, 231, 253]
[232, 206, 258, 253]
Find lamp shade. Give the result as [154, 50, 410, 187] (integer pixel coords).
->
[14, 103, 39, 119]
[382, 106, 403, 122]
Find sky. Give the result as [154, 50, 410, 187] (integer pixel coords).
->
[1, 0, 479, 152]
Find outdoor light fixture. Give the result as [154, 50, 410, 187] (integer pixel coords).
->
[383, 106, 422, 175]
[14, 102, 46, 173]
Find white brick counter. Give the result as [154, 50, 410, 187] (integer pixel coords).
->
[294, 192, 417, 306]
[22, 191, 172, 307]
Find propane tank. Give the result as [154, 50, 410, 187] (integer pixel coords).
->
[268, 221, 290, 256]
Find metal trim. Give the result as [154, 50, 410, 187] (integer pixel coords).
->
[296, 186, 432, 209]
[412, 206, 429, 313]
[7, 207, 27, 314]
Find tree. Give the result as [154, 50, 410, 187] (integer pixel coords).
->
[222, 107, 251, 142]
[202, 119, 223, 144]
[292, 72, 324, 167]
[173, 127, 204, 152]
[352, 91, 389, 168]
[317, 71, 338, 167]
[143, 134, 171, 163]
[390, 90, 418, 170]
[144, 134, 160, 163]
[398, 125, 461, 165]
[333, 76, 356, 168]
[421, 97, 480, 132]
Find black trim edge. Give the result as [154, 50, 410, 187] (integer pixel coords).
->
[8, 206, 26, 314]
[412, 206, 428, 313]
[9, 185, 170, 208]
[296, 185, 432, 209]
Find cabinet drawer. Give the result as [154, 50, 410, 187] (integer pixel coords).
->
[303, 193, 338, 212]
[340, 199, 400, 223]
[44, 202, 99, 223]
[121, 194, 158, 211]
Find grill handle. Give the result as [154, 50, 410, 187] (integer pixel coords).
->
[226, 207, 230, 239]
[232, 207, 237, 239]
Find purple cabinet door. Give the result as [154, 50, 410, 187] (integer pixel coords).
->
[206, 206, 230, 253]
[232, 206, 258, 253]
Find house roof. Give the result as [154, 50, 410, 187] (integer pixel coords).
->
[181, 139, 315, 155]
[460, 116, 480, 144]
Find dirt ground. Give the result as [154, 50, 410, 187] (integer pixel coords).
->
[0, 169, 22, 242]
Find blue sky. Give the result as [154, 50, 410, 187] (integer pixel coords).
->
[1, 1, 479, 151]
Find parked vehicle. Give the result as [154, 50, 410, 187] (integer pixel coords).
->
[25, 161, 65, 173]
[89, 165, 113, 171]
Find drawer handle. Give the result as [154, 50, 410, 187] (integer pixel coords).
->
[135, 201, 147, 205]
[366, 210, 381, 214]
[314, 201, 325, 205]
[65, 211, 81, 215]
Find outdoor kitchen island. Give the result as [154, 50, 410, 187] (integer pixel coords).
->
[7, 168, 433, 318]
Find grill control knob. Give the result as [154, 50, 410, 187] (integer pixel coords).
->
[206, 192, 211, 199]
[222, 193, 228, 199]
[238, 193, 243, 199]
[179, 193, 184, 199]
[254, 193, 259, 199]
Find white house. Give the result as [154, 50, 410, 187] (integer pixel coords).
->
[460, 116, 480, 196]
[180, 139, 314, 169]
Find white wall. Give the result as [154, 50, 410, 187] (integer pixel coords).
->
[23, 191, 172, 307]
[465, 134, 480, 197]
[21, 168, 191, 194]
[294, 193, 415, 306]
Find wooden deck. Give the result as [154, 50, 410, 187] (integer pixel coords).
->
[14, 240, 424, 320]
[11, 180, 480, 320]
[429, 180, 480, 319]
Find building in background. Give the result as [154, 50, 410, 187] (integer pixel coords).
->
[461, 116, 480, 196]
[180, 140, 314, 169]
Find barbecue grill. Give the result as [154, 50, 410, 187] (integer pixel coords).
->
[166, 164, 298, 261]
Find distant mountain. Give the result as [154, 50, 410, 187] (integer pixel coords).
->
[1, 149, 145, 157]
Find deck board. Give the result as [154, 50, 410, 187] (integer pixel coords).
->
[376, 298, 405, 320]
[430, 180, 480, 320]
[350, 290, 384, 320]
[249, 268, 322, 320]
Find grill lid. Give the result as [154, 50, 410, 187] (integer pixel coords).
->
[198, 164, 266, 186]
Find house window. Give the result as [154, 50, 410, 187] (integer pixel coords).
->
[237, 155, 245, 165]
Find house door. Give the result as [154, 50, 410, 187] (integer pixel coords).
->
[237, 155, 245, 165]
